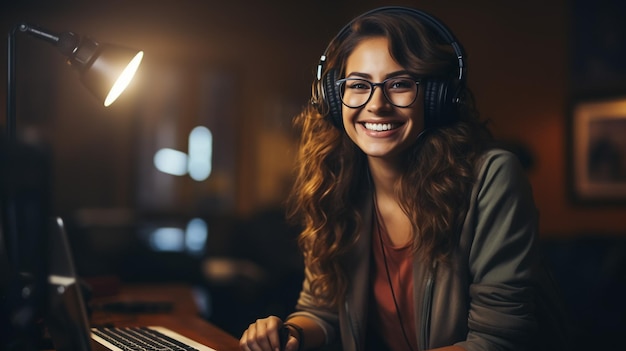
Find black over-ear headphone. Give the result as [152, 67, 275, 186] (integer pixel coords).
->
[313, 6, 466, 129]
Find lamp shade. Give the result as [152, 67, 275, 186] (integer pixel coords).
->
[61, 34, 144, 107]
[79, 43, 143, 106]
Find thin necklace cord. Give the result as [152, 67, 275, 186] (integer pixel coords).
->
[373, 194, 415, 351]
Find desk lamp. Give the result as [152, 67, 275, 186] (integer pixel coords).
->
[2, 22, 143, 350]
[7, 22, 144, 140]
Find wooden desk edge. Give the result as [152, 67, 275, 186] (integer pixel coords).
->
[90, 283, 240, 351]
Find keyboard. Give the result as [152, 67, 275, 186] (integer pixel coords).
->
[91, 326, 217, 351]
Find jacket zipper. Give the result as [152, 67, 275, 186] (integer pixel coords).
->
[419, 262, 437, 350]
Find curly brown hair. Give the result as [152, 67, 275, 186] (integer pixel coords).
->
[287, 9, 493, 308]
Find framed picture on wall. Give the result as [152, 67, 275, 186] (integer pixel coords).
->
[569, 96, 626, 203]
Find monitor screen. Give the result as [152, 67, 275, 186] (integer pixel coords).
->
[0, 138, 52, 350]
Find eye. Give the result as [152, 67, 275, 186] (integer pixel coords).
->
[346, 79, 371, 91]
[387, 78, 414, 90]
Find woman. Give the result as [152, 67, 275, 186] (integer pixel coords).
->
[240, 7, 568, 351]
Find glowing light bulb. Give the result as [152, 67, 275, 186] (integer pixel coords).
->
[104, 51, 144, 106]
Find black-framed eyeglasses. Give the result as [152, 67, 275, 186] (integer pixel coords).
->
[335, 77, 420, 108]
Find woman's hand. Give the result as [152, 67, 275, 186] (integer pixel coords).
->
[239, 316, 300, 351]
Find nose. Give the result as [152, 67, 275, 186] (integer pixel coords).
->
[366, 85, 392, 112]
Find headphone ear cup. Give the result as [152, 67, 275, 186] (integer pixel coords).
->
[324, 69, 343, 128]
[423, 79, 440, 129]
[423, 79, 456, 128]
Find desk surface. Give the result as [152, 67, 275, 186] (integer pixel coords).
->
[90, 283, 240, 351]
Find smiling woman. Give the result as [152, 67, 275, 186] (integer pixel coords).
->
[239, 6, 571, 351]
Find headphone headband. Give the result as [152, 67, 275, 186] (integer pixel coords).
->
[315, 6, 467, 129]
[317, 6, 466, 83]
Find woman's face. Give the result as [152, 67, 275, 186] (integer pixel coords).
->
[341, 36, 425, 162]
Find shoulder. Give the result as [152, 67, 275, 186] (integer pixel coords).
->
[474, 148, 530, 193]
[472, 149, 532, 208]
[478, 148, 525, 175]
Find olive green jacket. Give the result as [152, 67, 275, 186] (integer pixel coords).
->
[288, 149, 569, 351]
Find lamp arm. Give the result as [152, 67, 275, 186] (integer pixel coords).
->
[17, 23, 60, 45]
[18, 23, 82, 58]
[7, 25, 18, 141]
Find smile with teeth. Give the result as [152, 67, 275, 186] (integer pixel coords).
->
[363, 122, 400, 131]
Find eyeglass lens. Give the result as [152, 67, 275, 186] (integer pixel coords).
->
[338, 78, 418, 108]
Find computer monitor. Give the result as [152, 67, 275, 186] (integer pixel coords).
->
[0, 138, 51, 351]
[45, 216, 93, 351]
